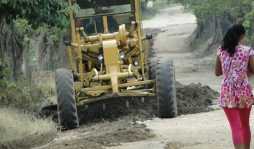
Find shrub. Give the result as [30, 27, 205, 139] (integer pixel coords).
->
[0, 107, 57, 143]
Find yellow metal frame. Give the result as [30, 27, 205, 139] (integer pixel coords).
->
[66, 0, 155, 105]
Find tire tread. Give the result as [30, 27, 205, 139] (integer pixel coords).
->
[55, 68, 79, 130]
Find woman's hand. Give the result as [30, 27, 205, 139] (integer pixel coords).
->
[215, 55, 223, 76]
[247, 63, 254, 77]
[248, 55, 254, 78]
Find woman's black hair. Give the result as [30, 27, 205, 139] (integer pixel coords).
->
[221, 23, 246, 57]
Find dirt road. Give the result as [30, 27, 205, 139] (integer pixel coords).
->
[32, 5, 254, 149]
[107, 6, 254, 149]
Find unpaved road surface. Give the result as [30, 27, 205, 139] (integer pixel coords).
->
[109, 6, 254, 149]
[31, 5, 254, 149]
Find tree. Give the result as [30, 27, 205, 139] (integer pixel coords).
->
[0, 61, 11, 86]
[0, 0, 75, 82]
[0, 0, 70, 29]
[174, 0, 254, 52]
[174, 0, 254, 33]
[175, 0, 254, 24]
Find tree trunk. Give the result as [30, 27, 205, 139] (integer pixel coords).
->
[33, 31, 70, 71]
[0, 17, 28, 82]
[0, 65, 3, 80]
[0, 16, 71, 83]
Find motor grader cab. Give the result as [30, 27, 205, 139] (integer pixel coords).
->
[54, 0, 177, 130]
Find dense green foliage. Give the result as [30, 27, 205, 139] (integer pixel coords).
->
[0, 81, 55, 111]
[175, 0, 254, 39]
[176, 0, 254, 23]
[0, 62, 11, 87]
[0, 62, 55, 111]
[0, 0, 70, 29]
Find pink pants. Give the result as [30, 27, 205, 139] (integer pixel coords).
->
[223, 107, 252, 145]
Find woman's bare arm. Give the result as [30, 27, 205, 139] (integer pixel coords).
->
[248, 55, 254, 77]
[215, 55, 223, 76]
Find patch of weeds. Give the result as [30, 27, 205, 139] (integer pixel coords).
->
[0, 80, 52, 112]
[0, 61, 11, 87]
[164, 141, 200, 149]
[0, 62, 56, 146]
[0, 108, 57, 144]
[39, 85, 56, 97]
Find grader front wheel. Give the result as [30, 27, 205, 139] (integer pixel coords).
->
[156, 58, 177, 118]
[55, 69, 79, 130]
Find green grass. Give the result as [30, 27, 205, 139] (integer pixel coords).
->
[0, 81, 55, 112]
[0, 107, 57, 143]
[141, 2, 181, 20]
[0, 64, 57, 144]
[0, 80, 57, 143]
[39, 85, 56, 98]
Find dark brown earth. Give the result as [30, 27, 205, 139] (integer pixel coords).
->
[76, 81, 219, 126]
[0, 81, 219, 149]
[176, 82, 219, 115]
[0, 133, 56, 149]
[35, 124, 154, 149]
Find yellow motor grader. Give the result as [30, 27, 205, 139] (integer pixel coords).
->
[53, 0, 177, 130]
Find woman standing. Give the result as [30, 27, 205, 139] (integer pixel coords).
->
[215, 23, 254, 149]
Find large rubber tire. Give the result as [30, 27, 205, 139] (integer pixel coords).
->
[148, 57, 157, 88]
[148, 57, 157, 79]
[55, 68, 79, 130]
[156, 58, 177, 118]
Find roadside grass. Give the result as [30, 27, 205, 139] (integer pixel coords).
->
[141, 2, 181, 20]
[0, 107, 57, 143]
[0, 81, 55, 112]
[0, 81, 57, 144]
[164, 141, 200, 149]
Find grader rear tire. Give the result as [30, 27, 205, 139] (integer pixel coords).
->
[156, 58, 177, 118]
[148, 57, 157, 79]
[148, 57, 157, 88]
[55, 68, 79, 130]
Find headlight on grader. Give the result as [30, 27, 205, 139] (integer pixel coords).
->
[98, 55, 104, 62]
[119, 52, 125, 60]
[133, 60, 139, 66]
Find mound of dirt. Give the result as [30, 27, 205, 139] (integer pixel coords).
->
[38, 124, 154, 149]
[76, 82, 219, 125]
[77, 96, 157, 125]
[0, 132, 56, 149]
[176, 82, 219, 115]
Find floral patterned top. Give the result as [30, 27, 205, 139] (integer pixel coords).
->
[217, 45, 254, 108]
